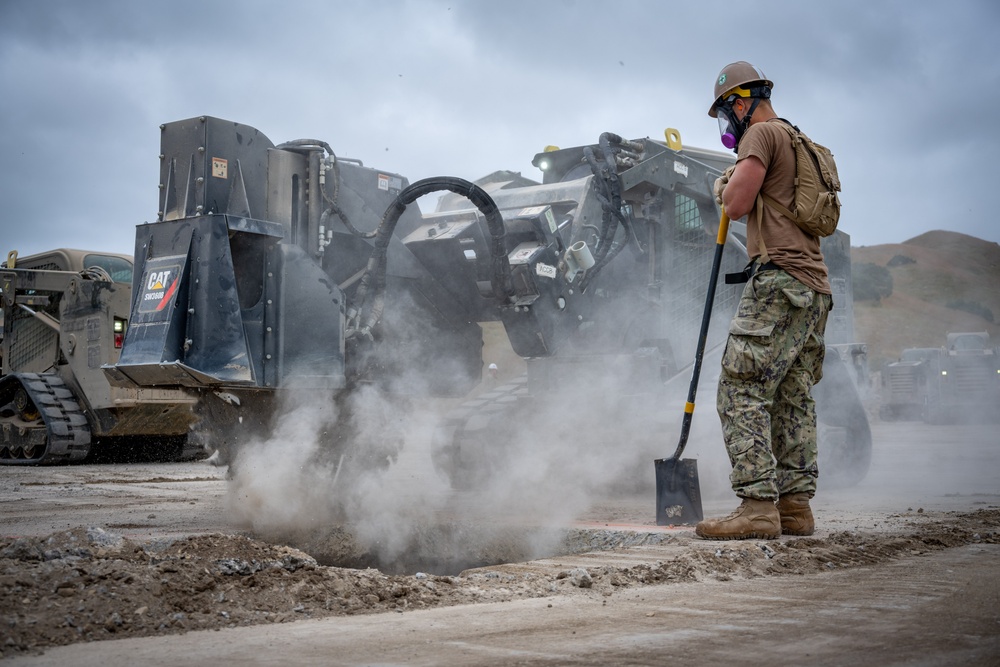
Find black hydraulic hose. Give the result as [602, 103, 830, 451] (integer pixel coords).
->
[598, 131, 626, 207]
[583, 145, 620, 265]
[321, 203, 377, 240]
[276, 139, 335, 155]
[278, 140, 378, 241]
[348, 177, 512, 337]
[579, 132, 638, 292]
[320, 156, 378, 240]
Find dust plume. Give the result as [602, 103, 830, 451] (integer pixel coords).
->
[222, 273, 930, 574]
[223, 317, 721, 574]
[224, 389, 342, 537]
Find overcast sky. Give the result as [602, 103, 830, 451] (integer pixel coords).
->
[1, 0, 996, 260]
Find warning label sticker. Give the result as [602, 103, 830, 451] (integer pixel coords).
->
[377, 174, 403, 192]
[212, 157, 228, 179]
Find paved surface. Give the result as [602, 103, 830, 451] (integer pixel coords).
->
[9, 544, 999, 666]
[2, 421, 999, 665]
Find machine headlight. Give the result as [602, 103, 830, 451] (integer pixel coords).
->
[114, 318, 127, 348]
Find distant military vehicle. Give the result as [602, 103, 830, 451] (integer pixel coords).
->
[881, 332, 1000, 423]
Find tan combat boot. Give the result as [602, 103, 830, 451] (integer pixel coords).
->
[695, 498, 780, 540]
[777, 493, 815, 536]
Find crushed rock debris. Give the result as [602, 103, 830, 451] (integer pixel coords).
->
[1, 509, 997, 658]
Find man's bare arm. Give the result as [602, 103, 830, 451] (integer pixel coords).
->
[722, 156, 766, 219]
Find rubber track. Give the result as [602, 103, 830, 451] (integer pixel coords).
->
[1, 373, 91, 465]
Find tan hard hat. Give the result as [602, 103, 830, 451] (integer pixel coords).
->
[708, 61, 774, 117]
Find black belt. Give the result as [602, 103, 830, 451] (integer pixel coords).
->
[725, 260, 783, 284]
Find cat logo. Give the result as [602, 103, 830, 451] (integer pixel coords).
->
[139, 266, 181, 313]
[148, 270, 171, 291]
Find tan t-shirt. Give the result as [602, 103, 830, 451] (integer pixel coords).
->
[737, 119, 831, 294]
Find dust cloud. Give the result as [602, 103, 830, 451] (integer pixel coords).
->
[222, 319, 742, 574]
[224, 279, 973, 573]
[224, 313, 955, 576]
[224, 389, 343, 537]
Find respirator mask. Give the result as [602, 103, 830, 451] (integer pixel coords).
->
[715, 85, 770, 152]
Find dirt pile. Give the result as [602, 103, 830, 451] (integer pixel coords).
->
[2, 509, 998, 658]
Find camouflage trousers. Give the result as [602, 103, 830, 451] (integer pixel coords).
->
[717, 268, 832, 500]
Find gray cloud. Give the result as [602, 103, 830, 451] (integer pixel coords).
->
[1, 0, 996, 260]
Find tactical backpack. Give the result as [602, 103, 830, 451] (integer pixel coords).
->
[756, 120, 841, 247]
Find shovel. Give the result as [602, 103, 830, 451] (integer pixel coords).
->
[655, 210, 731, 525]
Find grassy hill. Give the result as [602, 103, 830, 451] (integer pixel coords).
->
[852, 230, 1000, 369]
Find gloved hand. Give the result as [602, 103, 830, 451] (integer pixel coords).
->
[714, 165, 735, 206]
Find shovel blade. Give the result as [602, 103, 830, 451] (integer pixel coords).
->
[654, 457, 703, 525]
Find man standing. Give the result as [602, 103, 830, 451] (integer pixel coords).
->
[696, 62, 834, 540]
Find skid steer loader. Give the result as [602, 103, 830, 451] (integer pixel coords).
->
[1, 249, 202, 463]
[97, 116, 871, 489]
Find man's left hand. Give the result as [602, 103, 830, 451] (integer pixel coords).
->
[714, 165, 736, 206]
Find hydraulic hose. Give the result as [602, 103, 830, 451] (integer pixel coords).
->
[277, 140, 377, 240]
[579, 132, 640, 292]
[276, 138, 336, 155]
[583, 144, 620, 265]
[346, 176, 512, 339]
